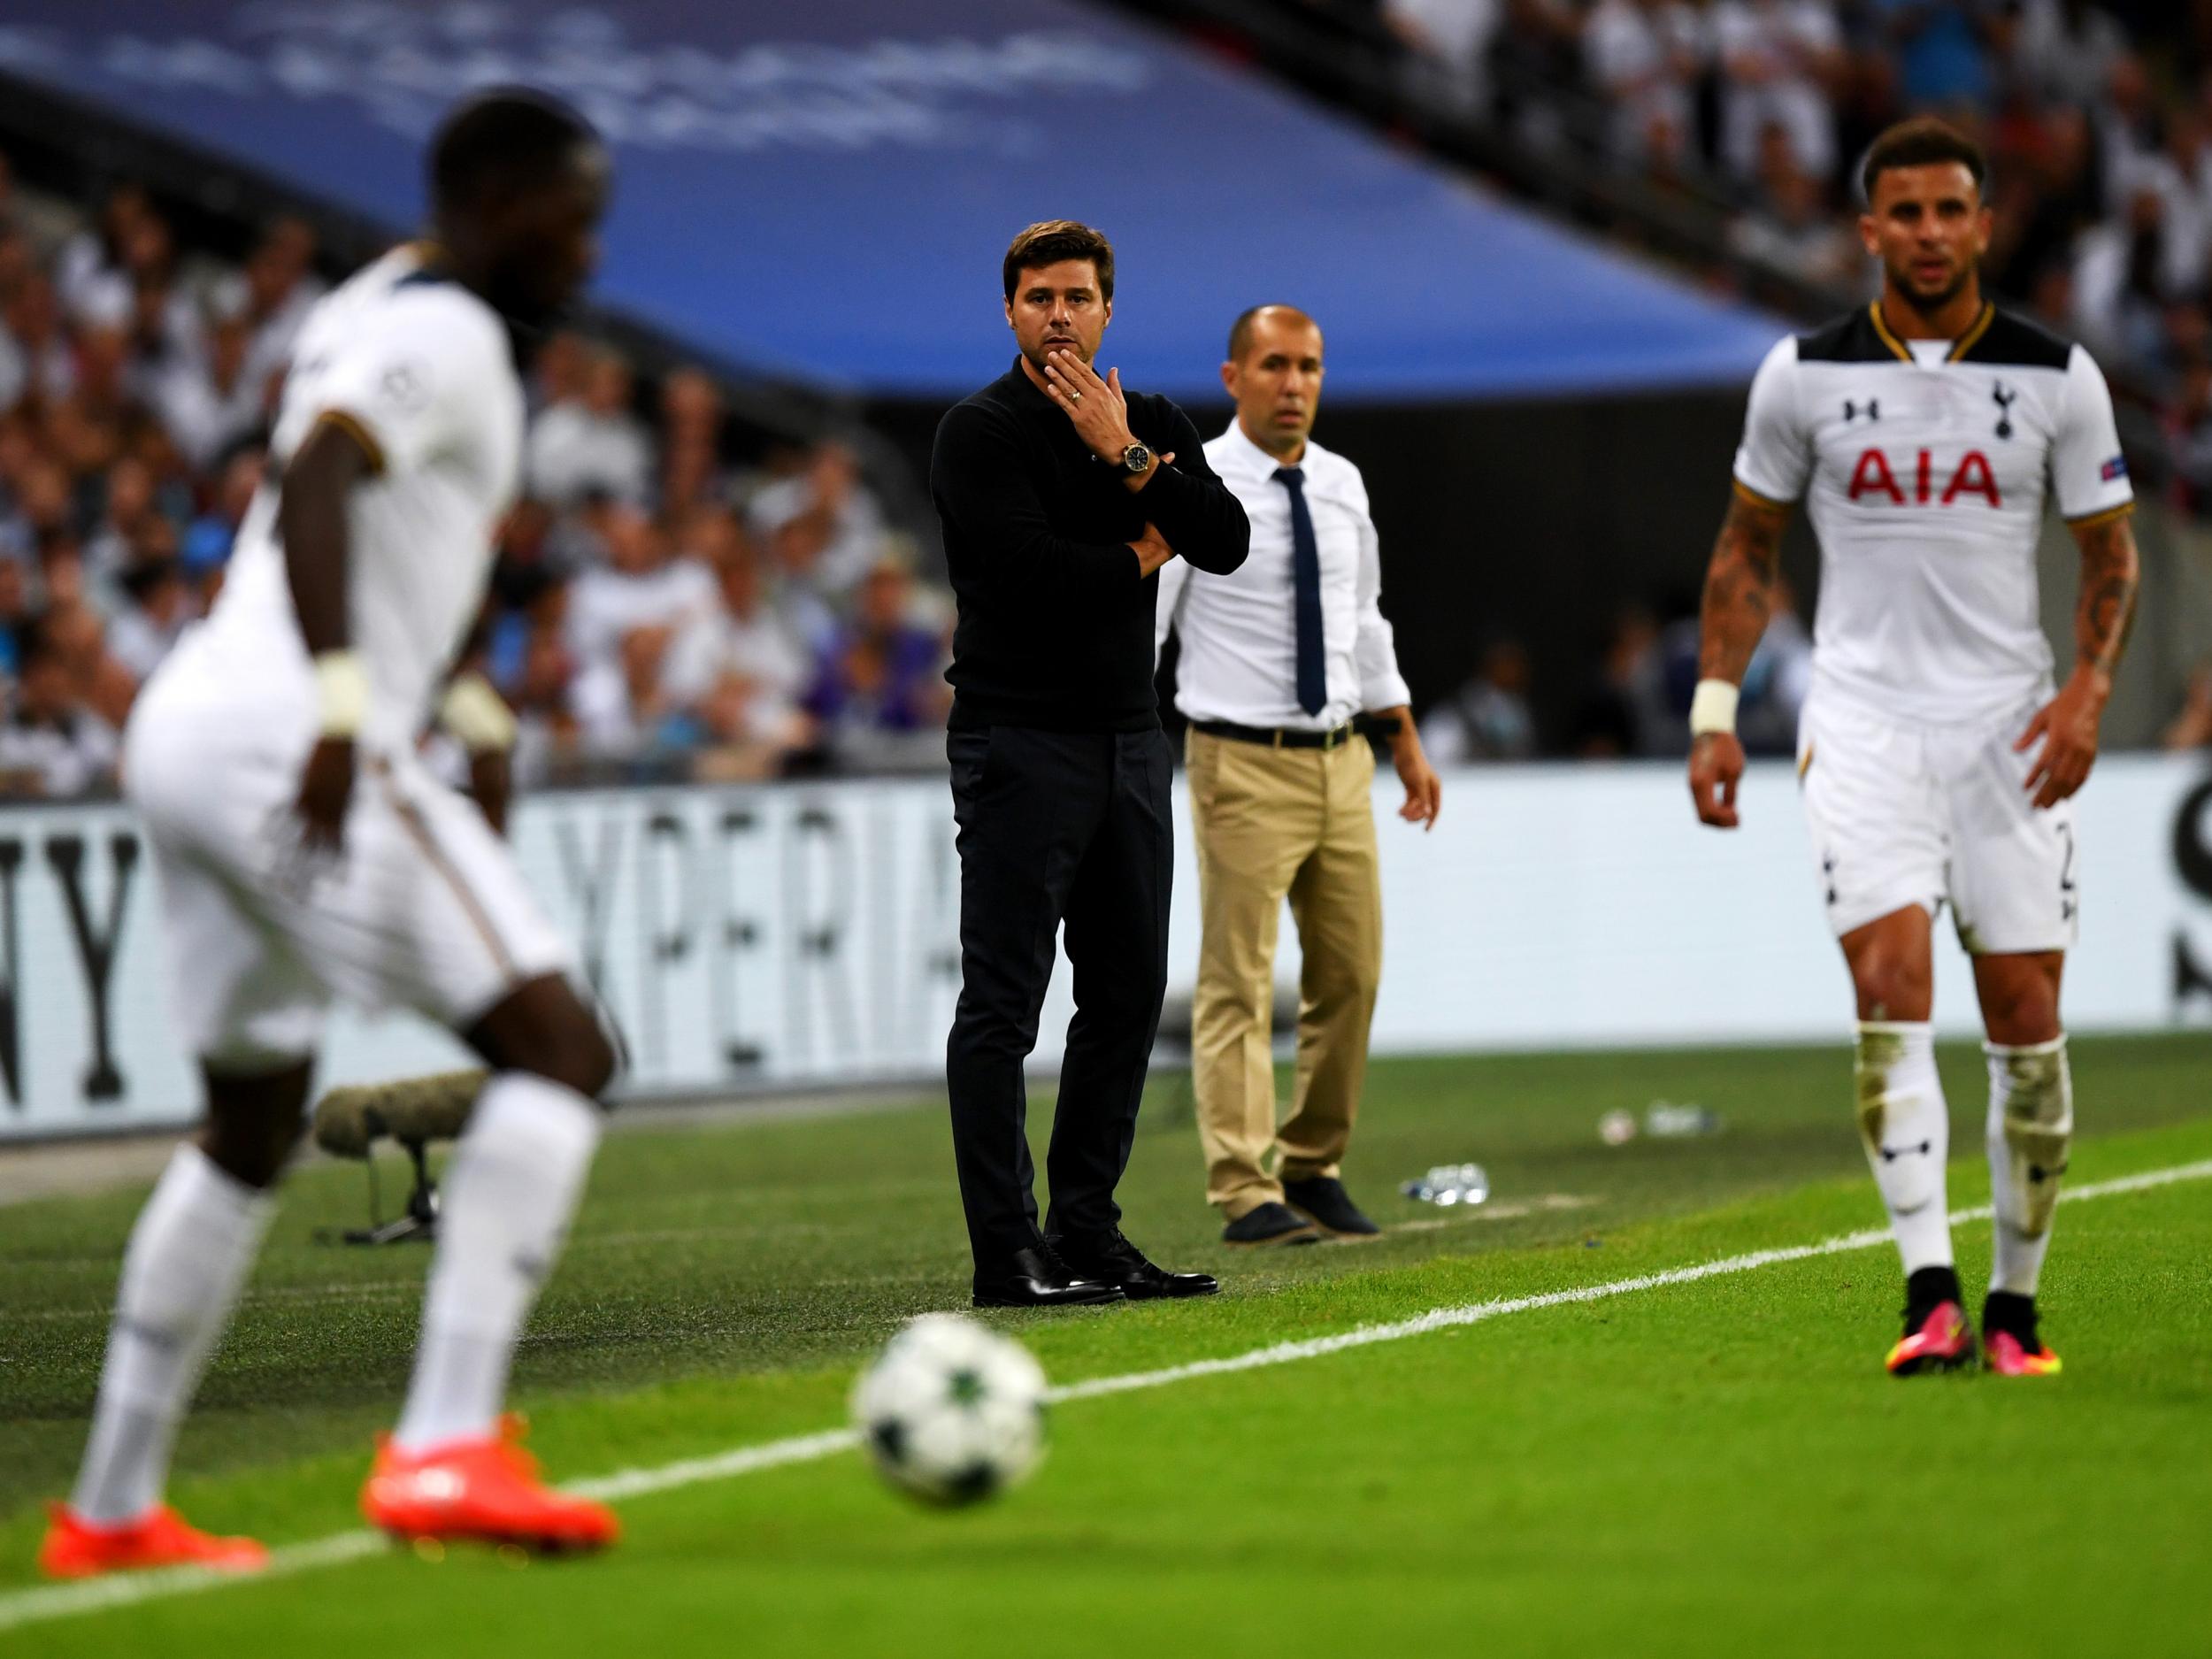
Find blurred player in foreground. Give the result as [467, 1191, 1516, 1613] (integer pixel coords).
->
[1689, 119, 2139, 1379]
[42, 90, 622, 1580]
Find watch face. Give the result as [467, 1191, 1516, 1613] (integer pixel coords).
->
[1124, 443, 1151, 473]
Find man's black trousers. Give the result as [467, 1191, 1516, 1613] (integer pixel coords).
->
[945, 724, 1173, 1269]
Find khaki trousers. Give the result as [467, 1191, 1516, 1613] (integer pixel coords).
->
[1186, 728, 1382, 1219]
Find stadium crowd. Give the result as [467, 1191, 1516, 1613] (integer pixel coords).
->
[1371, 0, 2212, 477]
[10, 2, 2212, 795]
[0, 150, 953, 800]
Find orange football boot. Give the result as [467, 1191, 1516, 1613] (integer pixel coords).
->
[1983, 1329, 2062, 1377]
[38, 1503, 268, 1580]
[361, 1416, 618, 1553]
[1885, 1300, 1976, 1376]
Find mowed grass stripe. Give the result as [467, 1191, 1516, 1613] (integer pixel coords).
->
[4, 1153, 2206, 1639]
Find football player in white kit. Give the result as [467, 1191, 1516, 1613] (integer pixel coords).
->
[41, 91, 626, 1580]
[1688, 119, 2139, 1379]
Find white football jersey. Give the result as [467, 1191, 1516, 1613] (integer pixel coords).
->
[169, 244, 525, 751]
[1732, 303, 2133, 723]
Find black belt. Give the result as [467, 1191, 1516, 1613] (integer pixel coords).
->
[1193, 718, 1358, 750]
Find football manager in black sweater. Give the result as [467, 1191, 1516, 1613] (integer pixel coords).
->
[932, 219, 1249, 1308]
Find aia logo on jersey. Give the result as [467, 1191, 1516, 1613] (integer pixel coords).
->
[1847, 449, 2001, 508]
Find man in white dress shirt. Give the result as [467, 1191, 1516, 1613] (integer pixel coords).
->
[1157, 306, 1441, 1246]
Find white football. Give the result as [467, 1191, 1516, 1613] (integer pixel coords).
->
[852, 1312, 1048, 1506]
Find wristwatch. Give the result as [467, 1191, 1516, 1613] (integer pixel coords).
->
[1119, 442, 1153, 475]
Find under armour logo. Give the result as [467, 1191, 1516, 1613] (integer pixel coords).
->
[1844, 398, 1879, 423]
[2029, 1161, 2069, 1183]
[1993, 382, 2016, 440]
[1879, 1140, 1933, 1162]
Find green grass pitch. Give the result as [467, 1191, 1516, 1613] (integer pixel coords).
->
[3, 1034, 2209, 1655]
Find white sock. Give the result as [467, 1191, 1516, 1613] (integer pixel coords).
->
[1854, 1022, 1954, 1276]
[70, 1145, 274, 1524]
[393, 1073, 602, 1454]
[1986, 1036, 2072, 1298]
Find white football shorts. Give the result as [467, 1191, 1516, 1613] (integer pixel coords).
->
[1796, 686, 2079, 955]
[123, 679, 573, 1069]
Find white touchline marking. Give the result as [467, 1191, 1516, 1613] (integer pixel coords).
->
[4, 1155, 2207, 1634]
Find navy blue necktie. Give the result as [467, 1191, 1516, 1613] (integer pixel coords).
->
[1274, 466, 1327, 716]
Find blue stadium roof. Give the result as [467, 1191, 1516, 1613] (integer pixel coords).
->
[0, 0, 1786, 403]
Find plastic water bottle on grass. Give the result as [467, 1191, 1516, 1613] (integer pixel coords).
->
[1643, 1102, 1722, 1138]
[1401, 1164, 1490, 1206]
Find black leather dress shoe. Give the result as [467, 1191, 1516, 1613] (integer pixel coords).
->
[972, 1245, 1125, 1310]
[1221, 1202, 1321, 1248]
[1048, 1228, 1219, 1300]
[1282, 1175, 1380, 1238]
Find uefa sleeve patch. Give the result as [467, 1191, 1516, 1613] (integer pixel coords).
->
[2101, 455, 2128, 481]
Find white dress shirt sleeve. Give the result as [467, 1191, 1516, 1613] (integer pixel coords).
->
[1352, 490, 1412, 712]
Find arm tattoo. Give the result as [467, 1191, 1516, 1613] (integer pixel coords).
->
[2073, 514, 2140, 678]
[1696, 492, 1787, 683]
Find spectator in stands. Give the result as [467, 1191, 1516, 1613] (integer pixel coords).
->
[1732, 126, 1863, 286]
[2093, 50, 2162, 206]
[528, 341, 653, 505]
[2005, 0, 2131, 109]
[156, 288, 266, 470]
[1568, 605, 1663, 757]
[0, 550, 29, 674]
[237, 216, 326, 399]
[747, 438, 887, 599]
[1986, 103, 2102, 298]
[2162, 663, 2212, 751]
[1383, 0, 1505, 112]
[1, 268, 75, 411]
[2072, 183, 2189, 375]
[45, 599, 135, 728]
[496, 567, 582, 787]
[573, 620, 689, 765]
[565, 504, 716, 673]
[9, 456, 73, 569]
[1421, 636, 1539, 761]
[84, 454, 165, 591]
[663, 505, 814, 763]
[659, 365, 728, 518]
[53, 182, 149, 328]
[0, 611, 119, 796]
[2168, 355, 2212, 510]
[180, 442, 263, 601]
[1489, 0, 1585, 151]
[1870, 0, 1997, 116]
[1711, 0, 1847, 187]
[1584, 0, 1704, 166]
[106, 556, 191, 683]
[529, 327, 588, 417]
[802, 552, 949, 751]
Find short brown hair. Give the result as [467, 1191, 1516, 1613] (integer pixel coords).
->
[1002, 219, 1114, 303]
[1861, 117, 1986, 203]
[1226, 303, 1317, 364]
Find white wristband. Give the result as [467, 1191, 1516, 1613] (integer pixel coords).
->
[1688, 679, 1740, 738]
[314, 651, 369, 739]
[439, 672, 519, 754]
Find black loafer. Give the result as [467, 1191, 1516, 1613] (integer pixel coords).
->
[1282, 1176, 1380, 1238]
[972, 1245, 1125, 1309]
[1048, 1228, 1219, 1300]
[1221, 1202, 1321, 1248]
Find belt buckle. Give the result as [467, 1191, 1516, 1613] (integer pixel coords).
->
[1323, 725, 1341, 751]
